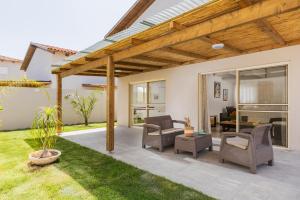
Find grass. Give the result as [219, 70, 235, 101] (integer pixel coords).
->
[0, 128, 214, 200]
[62, 122, 107, 133]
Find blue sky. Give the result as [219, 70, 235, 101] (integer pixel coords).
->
[0, 0, 136, 60]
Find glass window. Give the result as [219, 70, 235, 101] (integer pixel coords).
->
[238, 65, 288, 147]
[130, 80, 166, 126]
[239, 66, 287, 104]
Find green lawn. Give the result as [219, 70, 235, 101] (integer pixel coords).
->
[0, 128, 213, 200]
[62, 122, 107, 132]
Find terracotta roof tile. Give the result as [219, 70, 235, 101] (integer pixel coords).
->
[32, 42, 77, 55]
[21, 42, 77, 71]
[0, 55, 22, 63]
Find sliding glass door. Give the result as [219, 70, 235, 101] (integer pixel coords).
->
[237, 65, 288, 147]
[130, 80, 166, 126]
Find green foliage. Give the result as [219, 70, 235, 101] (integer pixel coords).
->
[65, 92, 98, 126]
[31, 107, 60, 153]
[0, 129, 213, 200]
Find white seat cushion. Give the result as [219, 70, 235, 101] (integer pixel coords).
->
[226, 136, 249, 150]
[148, 128, 183, 136]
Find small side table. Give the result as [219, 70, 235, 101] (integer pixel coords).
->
[174, 133, 213, 158]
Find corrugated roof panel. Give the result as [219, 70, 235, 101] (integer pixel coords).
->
[57, 0, 212, 67]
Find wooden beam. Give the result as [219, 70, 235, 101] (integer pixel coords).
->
[106, 56, 115, 152]
[239, 0, 286, 45]
[70, 63, 83, 67]
[85, 57, 99, 61]
[93, 67, 143, 73]
[161, 47, 208, 60]
[56, 74, 62, 134]
[200, 36, 243, 53]
[169, 21, 242, 54]
[255, 19, 286, 45]
[169, 21, 186, 31]
[130, 38, 144, 45]
[78, 71, 126, 77]
[60, 0, 300, 77]
[77, 73, 107, 77]
[103, 49, 114, 55]
[130, 36, 206, 60]
[115, 61, 162, 69]
[115, 67, 143, 72]
[134, 55, 183, 65]
[87, 69, 132, 75]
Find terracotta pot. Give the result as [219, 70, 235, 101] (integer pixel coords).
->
[29, 149, 61, 166]
[184, 127, 194, 137]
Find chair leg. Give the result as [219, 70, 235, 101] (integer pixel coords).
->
[219, 158, 225, 163]
[268, 160, 274, 166]
[159, 146, 164, 152]
[142, 144, 146, 149]
[250, 166, 257, 174]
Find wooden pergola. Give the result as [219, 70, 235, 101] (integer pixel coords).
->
[52, 0, 300, 151]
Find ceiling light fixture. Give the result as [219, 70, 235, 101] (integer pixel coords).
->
[212, 43, 224, 50]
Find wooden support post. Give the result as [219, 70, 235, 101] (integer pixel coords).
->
[56, 73, 62, 134]
[106, 55, 115, 152]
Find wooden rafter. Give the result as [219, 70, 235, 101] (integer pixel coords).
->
[170, 21, 242, 53]
[200, 36, 243, 53]
[115, 61, 162, 69]
[113, 67, 143, 72]
[160, 47, 208, 60]
[56, 0, 300, 78]
[131, 37, 207, 60]
[133, 55, 183, 65]
[239, 0, 286, 45]
[77, 73, 121, 77]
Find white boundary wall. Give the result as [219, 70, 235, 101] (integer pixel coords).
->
[0, 88, 106, 131]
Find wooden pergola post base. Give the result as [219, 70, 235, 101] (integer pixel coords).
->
[106, 55, 115, 152]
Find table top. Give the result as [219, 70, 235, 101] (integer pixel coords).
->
[177, 132, 210, 139]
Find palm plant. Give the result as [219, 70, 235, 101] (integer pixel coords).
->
[31, 106, 60, 158]
[65, 92, 98, 126]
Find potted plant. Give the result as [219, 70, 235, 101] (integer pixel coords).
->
[29, 106, 61, 166]
[184, 117, 194, 137]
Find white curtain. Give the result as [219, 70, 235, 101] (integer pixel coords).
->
[201, 75, 211, 134]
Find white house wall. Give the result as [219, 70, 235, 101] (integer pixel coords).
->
[26, 48, 53, 81]
[52, 75, 106, 90]
[0, 87, 106, 131]
[0, 61, 25, 80]
[24, 47, 106, 89]
[117, 45, 300, 150]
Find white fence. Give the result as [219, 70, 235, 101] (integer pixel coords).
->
[0, 87, 107, 131]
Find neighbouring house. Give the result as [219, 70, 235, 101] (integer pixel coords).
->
[21, 42, 106, 89]
[0, 43, 108, 131]
[0, 55, 24, 80]
[54, 0, 300, 151]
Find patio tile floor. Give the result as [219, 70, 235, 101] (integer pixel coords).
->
[61, 126, 300, 200]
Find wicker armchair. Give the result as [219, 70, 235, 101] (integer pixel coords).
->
[219, 124, 273, 173]
[142, 115, 185, 152]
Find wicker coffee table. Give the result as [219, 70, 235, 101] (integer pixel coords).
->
[174, 133, 212, 158]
